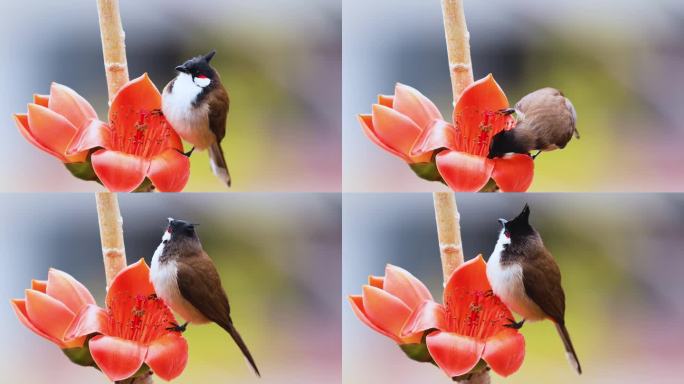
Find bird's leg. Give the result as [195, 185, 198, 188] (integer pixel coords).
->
[504, 318, 526, 330]
[166, 322, 189, 333]
[182, 147, 196, 157]
[531, 150, 542, 160]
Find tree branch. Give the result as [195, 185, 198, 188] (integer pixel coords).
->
[95, 192, 126, 289]
[96, 0, 129, 100]
[441, 0, 474, 102]
[433, 192, 464, 283]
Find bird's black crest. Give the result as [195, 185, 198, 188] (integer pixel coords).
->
[167, 218, 197, 238]
[175, 50, 218, 79]
[504, 204, 535, 237]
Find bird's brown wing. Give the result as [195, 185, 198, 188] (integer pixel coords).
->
[521, 250, 566, 323]
[176, 252, 231, 325]
[207, 84, 229, 142]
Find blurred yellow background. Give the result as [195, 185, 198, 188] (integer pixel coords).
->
[343, 193, 684, 383]
[343, 0, 684, 191]
[0, 0, 341, 192]
[0, 193, 341, 383]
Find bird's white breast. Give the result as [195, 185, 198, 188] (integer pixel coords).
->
[150, 234, 209, 324]
[487, 230, 545, 321]
[162, 73, 214, 149]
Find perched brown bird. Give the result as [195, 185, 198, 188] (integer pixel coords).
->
[489, 88, 579, 159]
[151, 219, 260, 376]
[486, 205, 581, 374]
[162, 50, 232, 187]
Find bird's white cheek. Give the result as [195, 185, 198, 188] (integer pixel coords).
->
[193, 77, 211, 88]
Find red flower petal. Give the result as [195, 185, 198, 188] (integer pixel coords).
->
[89, 335, 147, 381]
[109, 73, 162, 141]
[91, 149, 149, 192]
[362, 285, 415, 342]
[27, 104, 78, 158]
[24, 289, 75, 343]
[10, 299, 66, 347]
[348, 295, 399, 342]
[145, 333, 189, 381]
[358, 114, 410, 162]
[402, 300, 447, 337]
[436, 151, 494, 192]
[371, 104, 424, 161]
[492, 154, 534, 192]
[147, 149, 190, 192]
[48, 83, 98, 131]
[393, 83, 443, 130]
[443, 256, 492, 301]
[106, 259, 156, 309]
[377, 95, 394, 108]
[454, 74, 509, 120]
[368, 275, 384, 289]
[426, 331, 484, 378]
[483, 329, 526, 377]
[67, 119, 111, 155]
[65, 304, 108, 340]
[33, 94, 49, 107]
[13, 113, 66, 161]
[31, 279, 47, 293]
[46, 269, 96, 314]
[383, 264, 433, 309]
[410, 119, 457, 157]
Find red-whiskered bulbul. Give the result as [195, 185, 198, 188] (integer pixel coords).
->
[486, 205, 581, 374]
[162, 50, 232, 187]
[489, 88, 579, 159]
[151, 218, 259, 376]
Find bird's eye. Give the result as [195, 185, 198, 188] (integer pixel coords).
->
[504, 231, 511, 238]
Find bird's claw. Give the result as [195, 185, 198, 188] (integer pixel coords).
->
[184, 147, 196, 157]
[498, 108, 516, 116]
[166, 322, 188, 333]
[503, 318, 525, 330]
[531, 150, 542, 160]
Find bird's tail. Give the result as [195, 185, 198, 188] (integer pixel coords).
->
[555, 322, 581, 374]
[208, 142, 231, 187]
[221, 320, 260, 377]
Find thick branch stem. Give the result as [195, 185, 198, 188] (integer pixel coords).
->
[441, 0, 474, 102]
[95, 193, 127, 288]
[96, 0, 129, 100]
[433, 192, 464, 283]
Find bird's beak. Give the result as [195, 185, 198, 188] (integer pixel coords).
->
[175, 65, 187, 73]
[498, 218, 508, 228]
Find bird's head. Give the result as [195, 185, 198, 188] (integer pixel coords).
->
[498, 204, 537, 244]
[174, 50, 218, 88]
[165, 218, 200, 241]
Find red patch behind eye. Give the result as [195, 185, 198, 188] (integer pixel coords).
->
[196, 75, 208, 79]
[504, 231, 511, 238]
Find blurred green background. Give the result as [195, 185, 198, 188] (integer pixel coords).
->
[0, 0, 340, 191]
[343, 193, 684, 383]
[0, 193, 341, 383]
[343, 0, 684, 191]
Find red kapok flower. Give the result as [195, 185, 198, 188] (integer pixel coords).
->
[66, 260, 188, 382]
[348, 264, 433, 344]
[359, 84, 444, 164]
[14, 74, 190, 192]
[67, 74, 190, 192]
[13, 83, 99, 163]
[402, 256, 525, 378]
[10, 269, 96, 349]
[411, 75, 534, 192]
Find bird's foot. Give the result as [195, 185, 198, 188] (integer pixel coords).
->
[180, 147, 196, 158]
[531, 150, 542, 160]
[504, 318, 526, 330]
[498, 108, 516, 116]
[166, 322, 189, 333]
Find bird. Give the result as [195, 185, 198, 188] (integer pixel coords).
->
[162, 50, 232, 187]
[150, 218, 260, 376]
[488, 88, 579, 159]
[486, 204, 581, 374]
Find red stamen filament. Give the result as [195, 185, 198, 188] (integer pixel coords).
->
[109, 110, 172, 159]
[106, 292, 173, 344]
